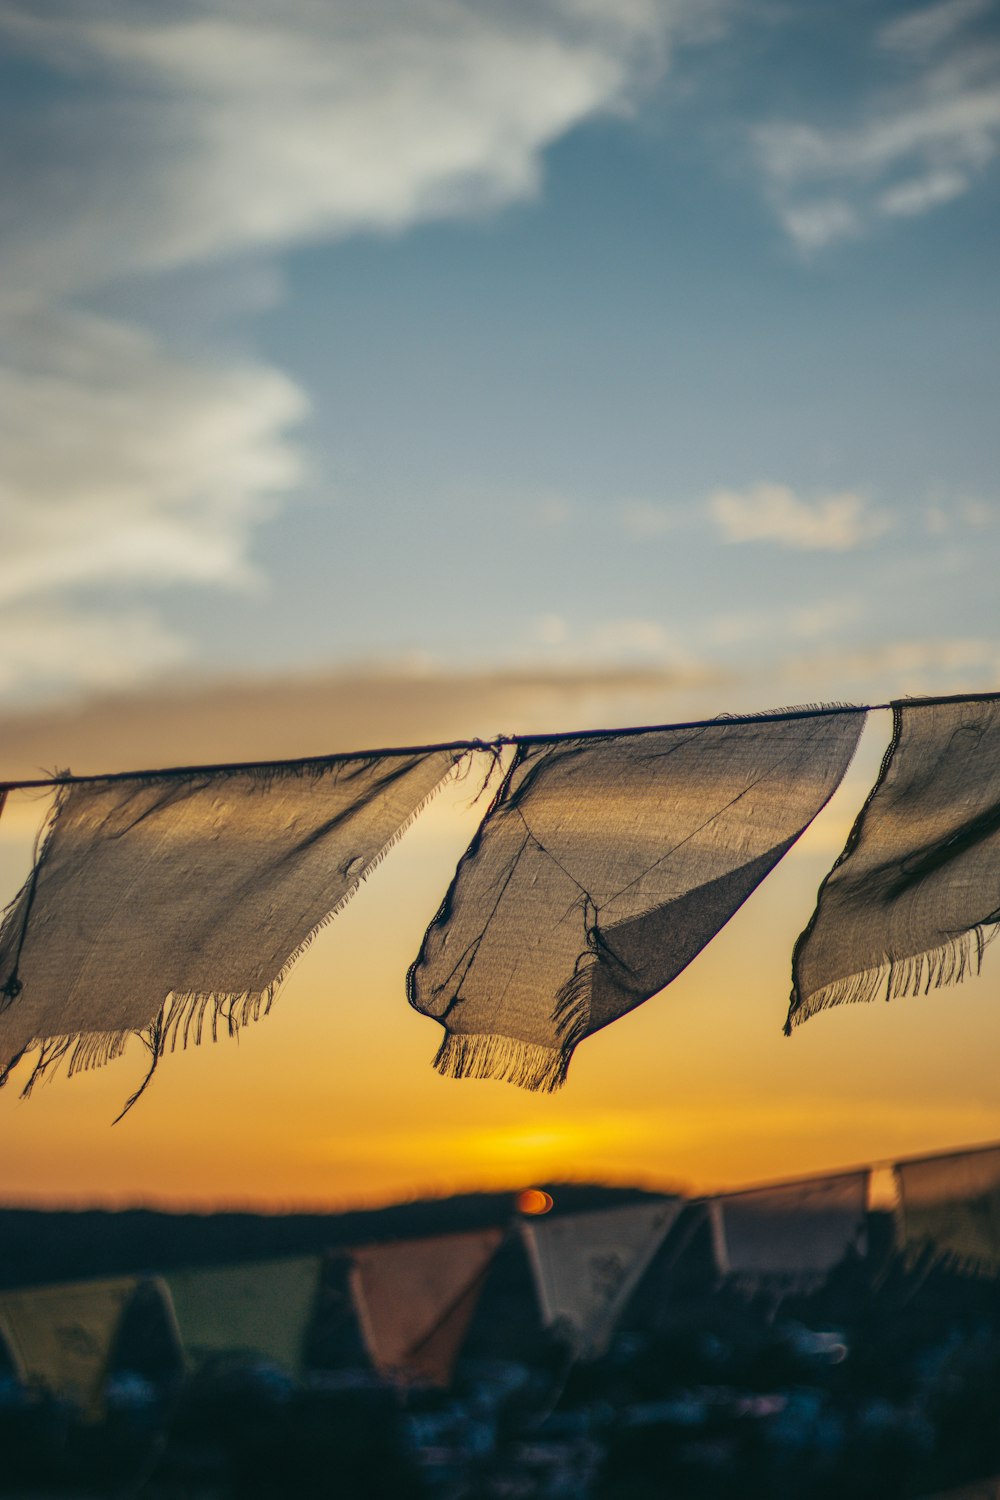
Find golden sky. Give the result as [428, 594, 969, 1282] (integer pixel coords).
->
[5, 0, 1000, 1220]
[2, 668, 999, 1212]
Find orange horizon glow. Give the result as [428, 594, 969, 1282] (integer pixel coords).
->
[2, 697, 1000, 1216]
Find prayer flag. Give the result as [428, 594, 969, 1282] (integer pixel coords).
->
[349, 1228, 502, 1387]
[0, 750, 459, 1092]
[788, 697, 1000, 1028]
[410, 713, 864, 1090]
[521, 1200, 683, 1357]
[712, 1172, 868, 1284]
[897, 1144, 1000, 1274]
[0, 1275, 136, 1417]
[163, 1255, 322, 1373]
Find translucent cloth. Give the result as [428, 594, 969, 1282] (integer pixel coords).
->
[0, 750, 459, 1091]
[520, 1200, 683, 1357]
[711, 1172, 868, 1284]
[0, 1275, 137, 1418]
[349, 1229, 503, 1387]
[788, 697, 1000, 1028]
[897, 1144, 1000, 1273]
[410, 713, 864, 1090]
[163, 1256, 322, 1373]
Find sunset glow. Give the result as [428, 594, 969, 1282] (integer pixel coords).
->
[2, 0, 999, 1217]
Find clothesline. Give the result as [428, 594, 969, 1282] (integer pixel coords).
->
[700, 1132, 1000, 1202]
[2, 688, 999, 1107]
[10, 690, 1000, 794]
[4, 1133, 1000, 1415]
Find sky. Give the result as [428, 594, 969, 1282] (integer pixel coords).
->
[2, 0, 1000, 1209]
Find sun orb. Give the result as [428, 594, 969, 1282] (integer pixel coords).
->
[516, 1188, 553, 1215]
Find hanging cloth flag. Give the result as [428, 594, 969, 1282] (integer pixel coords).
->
[409, 711, 865, 1091]
[787, 696, 1000, 1030]
[520, 1199, 683, 1358]
[0, 749, 460, 1094]
[163, 1256, 321, 1374]
[711, 1171, 868, 1285]
[897, 1143, 1000, 1274]
[917, 1478, 1000, 1499]
[0, 1275, 137, 1418]
[349, 1228, 502, 1387]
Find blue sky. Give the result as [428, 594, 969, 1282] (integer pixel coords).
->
[4, 0, 1000, 714]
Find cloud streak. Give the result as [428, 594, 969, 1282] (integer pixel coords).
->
[752, 0, 1000, 249]
[0, 0, 695, 310]
[1, 0, 706, 700]
[3, 311, 306, 606]
[708, 482, 891, 551]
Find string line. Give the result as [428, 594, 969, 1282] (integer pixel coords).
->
[3, 689, 998, 794]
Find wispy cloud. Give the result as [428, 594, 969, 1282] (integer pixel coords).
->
[782, 636, 1000, 701]
[4, 311, 305, 606]
[708, 482, 891, 550]
[0, 662, 731, 781]
[0, 606, 186, 702]
[533, 613, 709, 667]
[0, 0, 712, 701]
[527, 614, 728, 705]
[924, 498, 998, 533]
[0, 0, 702, 309]
[752, 0, 1000, 248]
[879, 0, 993, 57]
[706, 597, 865, 647]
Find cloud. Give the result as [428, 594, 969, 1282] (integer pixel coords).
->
[782, 637, 1000, 701]
[0, 0, 716, 698]
[1, 306, 306, 700]
[0, 662, 729, 781]
[0, 0, 713, 701]
[0, 0, 700, 311]
[589, 618, 677, 655]
[752, 0, 1000, 248]
[0, 606, 186, 703]
[925, 498, 998, 533]
[4, 310, 306, 606]
[708, 482, 891, 550]
[878, 0, 993, 57]
[706, 597, 865, 647]
[533, 613, 714, 672]
[878, 166, 969, 217]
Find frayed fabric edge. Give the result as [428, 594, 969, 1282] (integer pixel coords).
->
[0, 754, 465, 1115]
[433, 1031, 571, 1093]
[900, 1237, 1000, 1280]
[3, 985, 275, 1107]
[787, 926, 993, 1032]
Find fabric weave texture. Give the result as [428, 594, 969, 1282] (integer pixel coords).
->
[0, 750, 459, 1090]
[409, 713, 865, 1091]
[788, 698, 1000, 1028]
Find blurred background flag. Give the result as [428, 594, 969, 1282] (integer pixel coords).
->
[163, 1255, 322, 1374]
[897, 1143, 1000, 1274]
[521, 1198, 684, 1358]
[349, 1228, 503, 1387]
[0, 1274, 138, 1418]
[711, 1171, 869, 1286]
